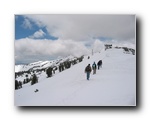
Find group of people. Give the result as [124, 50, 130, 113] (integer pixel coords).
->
[84, 60, 102, 80]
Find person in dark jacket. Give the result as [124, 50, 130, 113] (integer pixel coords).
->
[97, 60, 102, 70]
[85, 64, 92, 80]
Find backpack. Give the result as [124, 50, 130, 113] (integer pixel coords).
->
[92, 64, 96, 69]
[86, 66, 91, 72]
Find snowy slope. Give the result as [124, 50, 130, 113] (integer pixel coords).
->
[14, 48, 136, 106]
[15, 55, 75, 72]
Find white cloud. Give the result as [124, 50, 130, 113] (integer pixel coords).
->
[15, 15, 136, 64]
[15, 38, 91, 64]
[15, 37, 135, 64]
[92, 39, 104, 53]
[21, 18, 32, 29]
[25, 14, 135, 43]
[29, 29, 46, 38]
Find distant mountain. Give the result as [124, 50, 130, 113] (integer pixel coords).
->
[15, 55, 81, 73]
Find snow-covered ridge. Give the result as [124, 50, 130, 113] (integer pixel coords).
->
[15, 55, 78, 72]
[15, 47, 136, 106]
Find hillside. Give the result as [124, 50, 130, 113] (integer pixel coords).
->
[14, 48, 136, 106]
[15, 55, 77, 72]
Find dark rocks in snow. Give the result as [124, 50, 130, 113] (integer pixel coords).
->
[34, 89, 39, 93]
[105, 44, 112, 50]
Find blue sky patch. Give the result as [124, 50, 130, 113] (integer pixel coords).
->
[15, 15, 58, 40]
[93, 36, 113, 41]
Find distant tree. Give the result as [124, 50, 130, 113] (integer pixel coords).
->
[15, 80, 19, 90]
[78, 56, 84, 62]
[67, 61, 71, 68]
[129, 48, 135, 55]
[23, 79, 26, 84]
[25, 74, 28, 78]
[122, 47, 129, 52]
[59, 65, 62, 72]
[62, 64, 64, 71]
[105, 44, 112, 50]
[46, 67, 53, 77]
[31, 74, 38, 85]
[131, 49, 135, 55]
[73, 59, 77, 65]
[18, 81, 22, 89]
[64, 61, 71, 69]
[54, 67, 57, 71]
[26, 78, 30, 83]
[15, 73, 17, 79]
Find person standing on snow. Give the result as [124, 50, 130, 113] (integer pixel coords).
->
[97, 60, 102, 70]
[92, 62, 97, 74]
[85, 64, 92, 80]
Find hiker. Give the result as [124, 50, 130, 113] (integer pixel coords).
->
[97, 60, 102, 70]
[92, 62, 97, 74]
[85, 64, 92, 80]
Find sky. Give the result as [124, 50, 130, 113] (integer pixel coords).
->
[15, 14, 135, 64]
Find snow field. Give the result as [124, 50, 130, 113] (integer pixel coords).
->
[15, 48, 136, 106]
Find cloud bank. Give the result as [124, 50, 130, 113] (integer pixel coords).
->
[15, 38, 92, 64]
[25, 14, 135, 42]
[15, 14, 136, 64]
